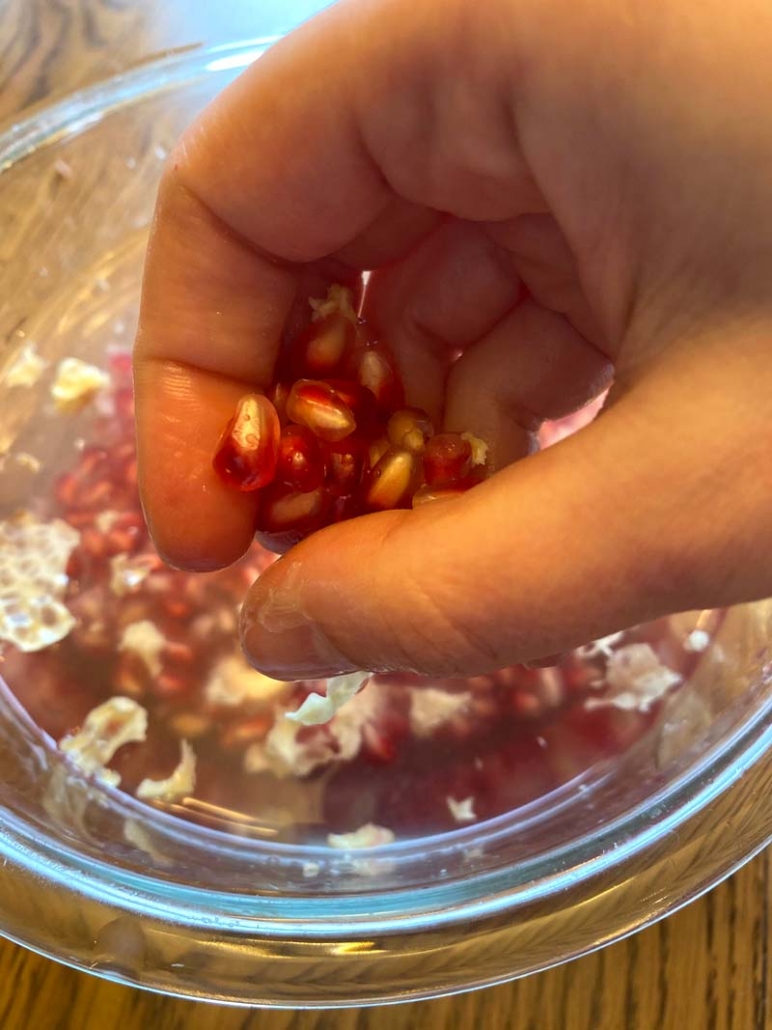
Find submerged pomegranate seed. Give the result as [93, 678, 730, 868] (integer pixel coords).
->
[276, 425, 325, 492]
[362, 722, 397, 763]
[423, 433, 473, 487]
[286, 380, 357, 442]
[361, 448, 419, 510]
[387, 407, 434, 453]
[212, 394, 280, 491]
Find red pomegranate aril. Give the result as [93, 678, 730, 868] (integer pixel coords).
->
[81, 527, 108, 561]
[367, 435, 390, 470]
[220, 714, 272, 750]
[104, 526, 142, 556]
[162, 597, 193, 621]
[153, 672, 190, 699]
[163, 641, 195, 666]
[361, 448, 419, 511]
[387, 407, 434, 453]
[423, 433, 473, 487]
[55, 472, 79, 508]
[286, 380, 357, 442]
[276, 425, 325, 492]
[115, 660, 147, 698]
[324, 379, 383, 438]
[329, 493, 361, 523]
[256, 483, 328, 534]
[353, 344, 404, 411]
[212, 393, 280, 491]
[268, 381, 291, 425]
[291, 312, 356, 377]
[122, 458, 138, 488]
[323, 437, 367, 496]
[114, 387, 135, 422]
[78, 479, 114, 510]
[362, 722, 397, 763]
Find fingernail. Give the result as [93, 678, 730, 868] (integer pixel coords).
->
[240, 561, 357, 680]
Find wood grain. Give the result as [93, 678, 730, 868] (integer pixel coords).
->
[0, 2, 770, 1027]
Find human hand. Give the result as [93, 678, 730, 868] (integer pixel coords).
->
[133, 0, 772, 680]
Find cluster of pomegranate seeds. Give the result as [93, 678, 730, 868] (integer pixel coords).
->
[213, 286, 489, 549]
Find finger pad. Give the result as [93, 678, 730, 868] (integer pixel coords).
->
[135, 360, 258, 570]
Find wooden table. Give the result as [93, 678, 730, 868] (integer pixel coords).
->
[0, 2, 769, 1027]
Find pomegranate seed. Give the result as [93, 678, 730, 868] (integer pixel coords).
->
[77, 479, 114, 510]
[387, 407, 434, 453]
[81, 527, 108, 561]
[220, 714, 272, 749]
[268, 381, 291, 425]
[323, 437, 367, 496]
[163, 641, 194, 666]
[115, 662, 147, 698]
[324, 379, 383, 438]
[256, 483, 328, 534]
[162, 598, 193, 621]
[510, 690, 546, 720]
[122, 458, 139, 488]
[153, 672, 190, 699]
[367, 435, 390, 470]
[104, 526, 142, 555]
[362, 722, 397, 763]
[361, 448, 418, 510]
[55, 472, 79, 508]
[291, 312, 356, 377]
[113, 441, 137, 465]
[212, 393, 280, 491]
[286, 380, 356, 442]
[352, 342, 404, 411]
[329, 493, 362, 523]
[114, 388, 135, 422]
[423, 433, 473, 487]
[276, 425, 325, 492]
[66, 551, 83, 579]
[169, 713, 211, 739]
[78, 446, 110, 477]
[411, 484, 466, 508]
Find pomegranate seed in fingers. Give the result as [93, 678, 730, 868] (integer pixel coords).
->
[212, 394, 280, 491]
[387, 408, 435, 453]
[361, 448, 419, 511]
[276, 425, 325, 492]
[286, 380, 357, 442]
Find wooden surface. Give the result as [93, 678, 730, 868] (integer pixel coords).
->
[0, 1, 770, 1027]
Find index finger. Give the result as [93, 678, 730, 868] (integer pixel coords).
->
[133, 0, 540, 569]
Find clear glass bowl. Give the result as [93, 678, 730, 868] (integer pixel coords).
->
[1, 38, 772, 1009]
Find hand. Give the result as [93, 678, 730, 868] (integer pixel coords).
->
[133, 0, 772, 680]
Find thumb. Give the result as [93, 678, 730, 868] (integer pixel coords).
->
[240, 336, 772, 679]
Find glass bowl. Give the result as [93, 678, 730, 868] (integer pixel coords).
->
[1, 38, 772, 1009]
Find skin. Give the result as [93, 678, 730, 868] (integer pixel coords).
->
[134, 0, 772, 680]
